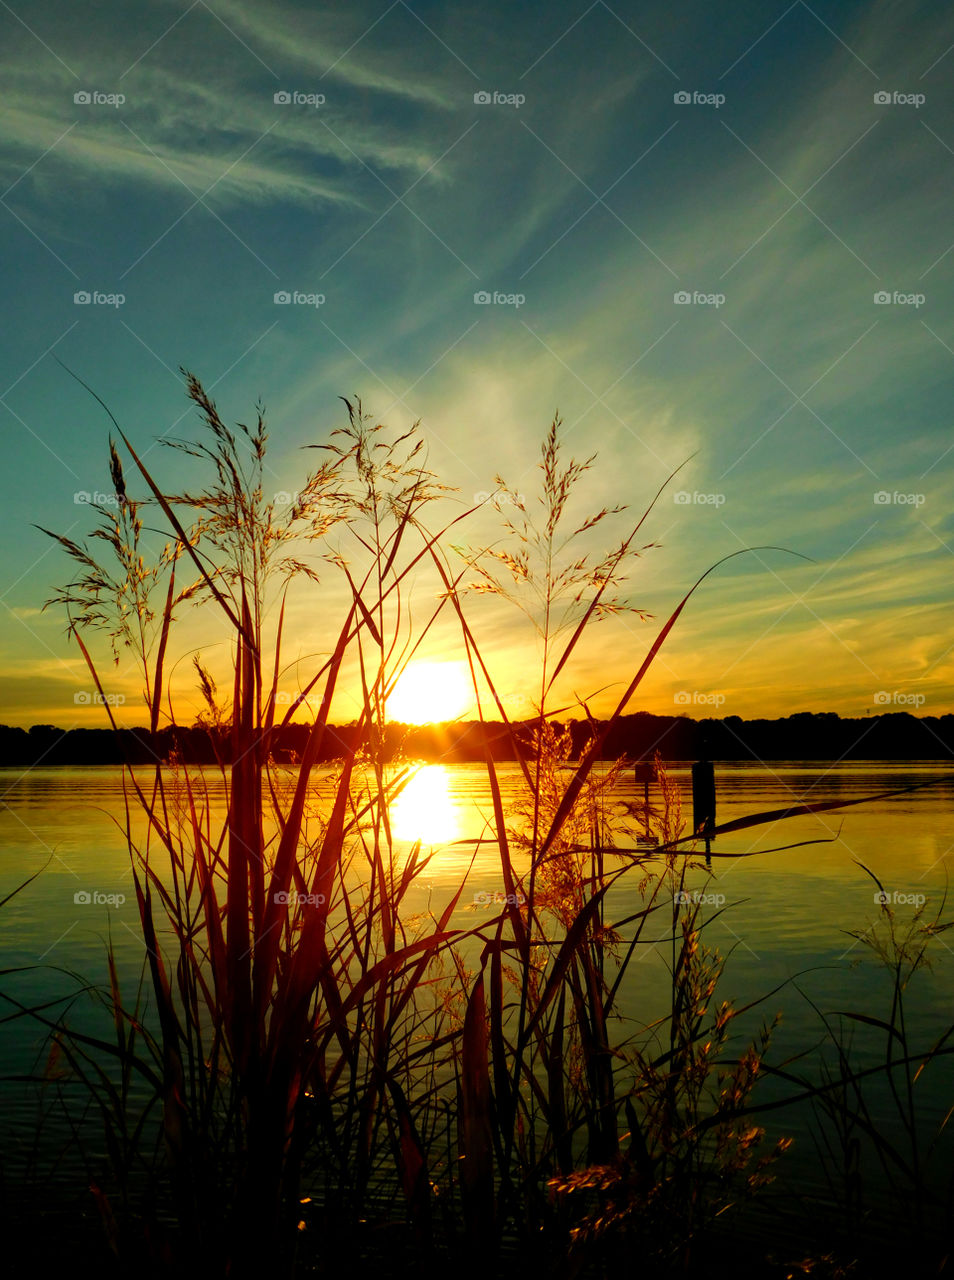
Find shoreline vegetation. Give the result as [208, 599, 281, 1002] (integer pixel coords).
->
[2, 709, 953, 766]
[3, 377, 952, 1278]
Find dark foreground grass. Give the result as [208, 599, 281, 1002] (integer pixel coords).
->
[2, 373, 951, 1279]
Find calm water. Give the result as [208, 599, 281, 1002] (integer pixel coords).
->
[2, 760, 953, 1226]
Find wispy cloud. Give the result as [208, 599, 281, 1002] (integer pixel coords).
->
[2, 0, 953, 723]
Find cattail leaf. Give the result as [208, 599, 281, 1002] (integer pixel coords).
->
[522, 886, 609, 1042]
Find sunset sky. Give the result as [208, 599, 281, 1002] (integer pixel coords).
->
[1, 0, 953, 729]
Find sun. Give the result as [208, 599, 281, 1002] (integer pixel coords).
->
[386, 661, 472, 724]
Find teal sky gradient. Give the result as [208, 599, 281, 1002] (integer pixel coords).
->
[1, 0, 953, 729]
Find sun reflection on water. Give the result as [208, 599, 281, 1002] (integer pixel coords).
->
[390, 765, 460, 846]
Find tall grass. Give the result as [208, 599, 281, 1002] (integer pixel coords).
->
[40, 381, 484, 1274]
[432, 429, 803, 1273]
[32, 374, 954, 1277]
[789, 866, 954, 1262]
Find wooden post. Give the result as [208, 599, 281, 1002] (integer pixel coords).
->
[634, 759, 654, 839]
[691, 758, 715, 864]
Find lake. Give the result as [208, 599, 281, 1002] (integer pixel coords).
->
[1, 759, 953, 1243]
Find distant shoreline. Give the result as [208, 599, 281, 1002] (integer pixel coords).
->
[3, 710, 952, 765]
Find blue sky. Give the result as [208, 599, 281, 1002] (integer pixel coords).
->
[2, 0, 953, 727]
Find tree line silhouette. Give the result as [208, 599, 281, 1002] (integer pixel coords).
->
[1, 710, 952, 767]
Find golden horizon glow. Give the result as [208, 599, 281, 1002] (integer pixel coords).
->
[386, 661, 472, 725]
[390, 765, 461, 846]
